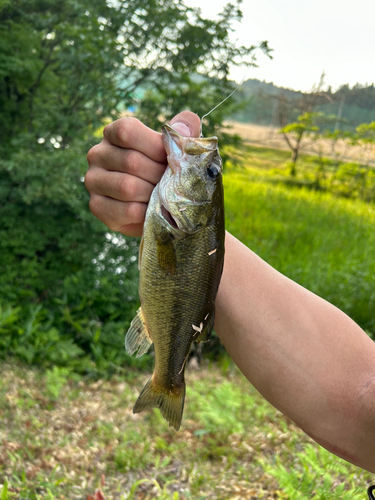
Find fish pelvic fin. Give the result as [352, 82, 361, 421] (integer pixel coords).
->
[133, 378, 186, 431]
[125, 307, 152, 358]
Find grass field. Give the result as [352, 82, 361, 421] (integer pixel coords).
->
[224, 145, 375, 337]
[225, 121, 375, 165]
[0, 363, 374, 499]
[1, 145, 375, 498]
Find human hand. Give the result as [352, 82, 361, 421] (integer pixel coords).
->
[85, 111, 201, 237]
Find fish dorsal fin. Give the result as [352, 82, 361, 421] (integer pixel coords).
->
[193, 308, 215, 343]
[125, 307, 153, 358]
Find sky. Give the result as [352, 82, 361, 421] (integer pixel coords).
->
[183, 0, 375, 92]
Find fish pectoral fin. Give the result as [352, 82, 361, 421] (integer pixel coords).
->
[133, 378, 186, 431]
[157, 237, 177, 275]
[125, 307, 153, 358]
[194, 308, 215, 343]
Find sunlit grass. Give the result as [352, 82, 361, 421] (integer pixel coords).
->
[224, 168, 375, 337]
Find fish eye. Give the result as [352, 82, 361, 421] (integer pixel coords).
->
[207, 164, 220, 179]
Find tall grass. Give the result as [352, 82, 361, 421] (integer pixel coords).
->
[224, 170, 375, 336]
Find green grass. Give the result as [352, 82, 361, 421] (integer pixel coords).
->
[225, 142, 375, 202]
[0, 363, 373, 499]
[223, 164, 375, 337]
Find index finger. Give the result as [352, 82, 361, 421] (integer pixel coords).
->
[103, 117, 167, 164]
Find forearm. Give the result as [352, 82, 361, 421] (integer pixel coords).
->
[215, 232, 375, 472]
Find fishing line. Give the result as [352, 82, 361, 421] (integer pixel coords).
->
[200, 44, 260, 137]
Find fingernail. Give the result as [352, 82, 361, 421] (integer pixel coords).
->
[170, 121, 191, 137]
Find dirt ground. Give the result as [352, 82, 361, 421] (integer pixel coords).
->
[224, 121, 375, 165]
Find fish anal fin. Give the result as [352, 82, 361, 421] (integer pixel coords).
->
[133, 378, 186, 431]
[125, 307, 152, 358]
[194, 309, 215, 343]
[157, 238, 177, 275]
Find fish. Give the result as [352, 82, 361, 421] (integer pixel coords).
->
[125, 124, 225, 430]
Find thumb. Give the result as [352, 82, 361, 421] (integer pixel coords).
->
[169, 110, 201, 138]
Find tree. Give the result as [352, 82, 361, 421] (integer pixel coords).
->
[276, 75, 335, 176]
[279, 112, 320, 176]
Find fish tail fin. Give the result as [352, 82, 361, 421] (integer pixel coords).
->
[133, 378, 186, 431]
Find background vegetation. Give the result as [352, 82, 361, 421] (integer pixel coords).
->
[0, 0, 267, 375]
[0, 0, 375, 497]
[232, 78, 375, 130]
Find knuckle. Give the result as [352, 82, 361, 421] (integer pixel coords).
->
[120, 116, 140, 134]
[84, 169, 94, 191]
[117, 120, 131, 144]
[120, 175, 138, 201]
[119, 174, 137, 199]
[124, 149, 139, 174]
[86, 143, 100, 164]
[88, 195, 100, 216]
[125, 202, 146, 224]
[103, 123, 112, 140]
[116, 117, 141, 145]
[89, 195, 118, 232]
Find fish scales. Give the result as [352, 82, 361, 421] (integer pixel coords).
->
[125, 124, 225, 430]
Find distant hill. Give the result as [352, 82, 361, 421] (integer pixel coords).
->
[231, 79, 375, 130]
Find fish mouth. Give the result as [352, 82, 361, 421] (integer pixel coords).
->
[161, 204, 179, 230]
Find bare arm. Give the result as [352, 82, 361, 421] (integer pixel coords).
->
[85, 111, 375, 473]
[216, 232, 375, 472]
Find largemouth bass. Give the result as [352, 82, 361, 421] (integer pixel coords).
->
[125, 125, 225, 430]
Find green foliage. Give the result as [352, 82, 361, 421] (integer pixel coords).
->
[0, 302, 154, 375]
[357, 121, 375, 143]
[0, 0, 265, 371]
[0, 0, 145, 371]
[0, 303, 83, 365]
[265, 444, 369, 499]
[0, 481, 11, 500]
[0, 0, 125, 145]
[281, 111, 320, 136]
[330, 162, 375, 201]
[44, 366, 71, 400]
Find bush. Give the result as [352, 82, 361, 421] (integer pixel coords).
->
[0, 302, 153, 376]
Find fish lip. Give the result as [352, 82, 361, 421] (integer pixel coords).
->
[162, 125, 183, 163]
[162, 124, 182, 137]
